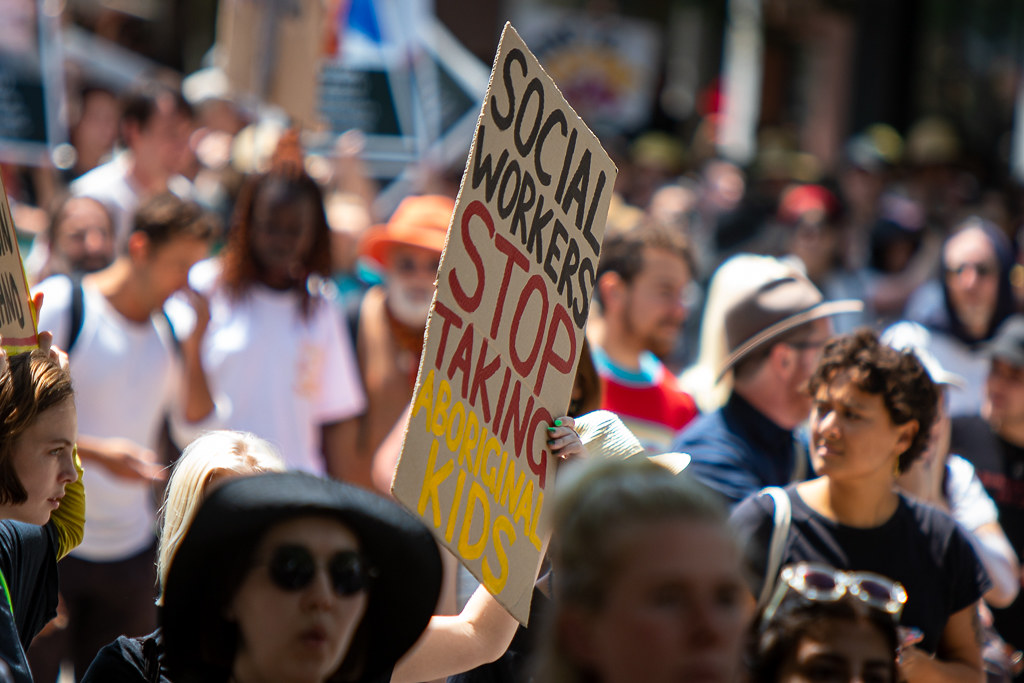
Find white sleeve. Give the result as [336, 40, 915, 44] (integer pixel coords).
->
[162, 308, 230, 446]
[946, 454, 1000, 531]
[312, 300, 366, 424]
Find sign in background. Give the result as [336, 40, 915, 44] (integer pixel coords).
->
[0, 174, 38, 352]
[392, 23, 616, 625]
[0, 0, 68, 167]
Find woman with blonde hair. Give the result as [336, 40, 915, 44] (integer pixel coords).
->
[82, 430, 284, 679]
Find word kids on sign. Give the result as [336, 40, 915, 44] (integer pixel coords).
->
[393, 22, 616, 625]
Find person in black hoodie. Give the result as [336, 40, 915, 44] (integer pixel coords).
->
[893, 216, 1018, 417]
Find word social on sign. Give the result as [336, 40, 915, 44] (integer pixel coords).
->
[393, 22, 616, 625]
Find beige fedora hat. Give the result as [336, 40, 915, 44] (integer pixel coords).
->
[717, 274, 862, 380]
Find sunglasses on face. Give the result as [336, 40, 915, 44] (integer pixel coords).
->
[762, 562, 907, 626]
[264, 545, 372, 597]
[945, 261, 997, 278]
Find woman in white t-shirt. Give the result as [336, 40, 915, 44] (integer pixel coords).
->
[182, 154, 366, 477]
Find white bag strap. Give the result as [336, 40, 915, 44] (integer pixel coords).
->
[758, 486, 792, 608]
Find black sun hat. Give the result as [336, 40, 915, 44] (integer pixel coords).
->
[162, 471, 442, 683]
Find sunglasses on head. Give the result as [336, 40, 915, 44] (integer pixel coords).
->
[762, 562, 907, 625]
[264, 545, 372, 597]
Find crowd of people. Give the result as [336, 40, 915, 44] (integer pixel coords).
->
[0, 41, 1021, 683]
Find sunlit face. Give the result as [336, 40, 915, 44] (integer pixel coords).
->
[985, 359, 1024, 433]
[810, 373, 916, 485]
[385, 244, 441, 329]
[229, 516, 369, 683]
[53, 198, 114, 273]
[137, 235, 209, 311]
[944, 227, 999, 339]
[777, 617, 895, 683]
[249, 191, 317, 290]
[620, 247, 690, 358]
[564, 519, 750, 683]
[784, 318, 834, 418]
[0, 398, 78, 526]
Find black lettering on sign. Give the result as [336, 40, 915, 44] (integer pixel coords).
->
[513, 78, 544, 158]
[491, 48, 527, 131]
[534, 110, 567, 187]
[0, 272, 24, 328]
[573, 258, 594, 328]
[470, 125, 509, 203]
[0, 220, 13, 256]
[508, 171, 536, 247]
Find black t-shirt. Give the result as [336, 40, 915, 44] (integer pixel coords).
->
[80, 630, 165, 683]
[81, 627, 397, 683]
[730, 485, 989, 654]
[0, 519, 60, 683]
[950, 416, 1024, 650]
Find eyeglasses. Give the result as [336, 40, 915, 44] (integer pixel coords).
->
[785, 338, 828, 351]
[392, 255, 441, 276]
[762, 562, 907, 625]
[945, 261, 997, 279]
[263, 545, 372, 597]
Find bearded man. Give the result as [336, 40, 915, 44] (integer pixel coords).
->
[355, 195, 452, 486]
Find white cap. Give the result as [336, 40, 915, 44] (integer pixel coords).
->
[881, 322, 966, 388]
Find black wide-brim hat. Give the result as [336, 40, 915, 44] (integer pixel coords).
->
[162, 471, 442, 682]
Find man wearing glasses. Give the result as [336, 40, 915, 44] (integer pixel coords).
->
[354, 195, 451, 490]
[674, 270, 861, 505]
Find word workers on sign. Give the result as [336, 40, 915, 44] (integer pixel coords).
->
[392, 22, 616, 626]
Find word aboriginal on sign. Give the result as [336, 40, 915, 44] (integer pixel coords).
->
[392, 22, 616, 626]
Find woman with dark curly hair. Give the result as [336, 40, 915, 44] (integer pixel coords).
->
[178, 139, 366, 479]
[730, 329, 989, 683]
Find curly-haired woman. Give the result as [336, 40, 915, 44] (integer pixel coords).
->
[730, 329, 989, 683]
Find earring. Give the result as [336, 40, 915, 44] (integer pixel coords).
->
[892, 457, 901, 477]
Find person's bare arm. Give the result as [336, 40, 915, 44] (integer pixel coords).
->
[322, 417, 366, 486]
[388, 416, 582, 682]
[74, 435, 165, 482]
[177, 288, 216, 422]
[898, 603, 984, 683]
[971, 522, 1020, 608]
[390, 583, 519, 683]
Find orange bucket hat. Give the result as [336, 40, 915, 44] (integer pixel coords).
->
[361, 195, 455, 266]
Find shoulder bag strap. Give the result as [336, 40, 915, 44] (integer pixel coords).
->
[757, 486, 792, 608]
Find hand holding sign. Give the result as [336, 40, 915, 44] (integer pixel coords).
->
[392, 23, 616, 625]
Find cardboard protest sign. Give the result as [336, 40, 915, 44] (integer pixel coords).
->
[392, 22, 616, 625]
[0, 175, 37, 353]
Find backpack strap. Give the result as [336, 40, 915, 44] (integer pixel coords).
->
[65, 272, 85, 354]
[758, 486, 792, 608]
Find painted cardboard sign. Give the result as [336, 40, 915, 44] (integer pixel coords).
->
[392, 22, 616, 625]
[0, 174, 37, 352]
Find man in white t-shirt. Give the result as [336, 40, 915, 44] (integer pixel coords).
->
[71, 82, 194, 253]
[28, 193, 221, 677]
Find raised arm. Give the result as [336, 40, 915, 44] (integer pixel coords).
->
[390, 582, 520, 683]
[898, 602, 985, 683]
